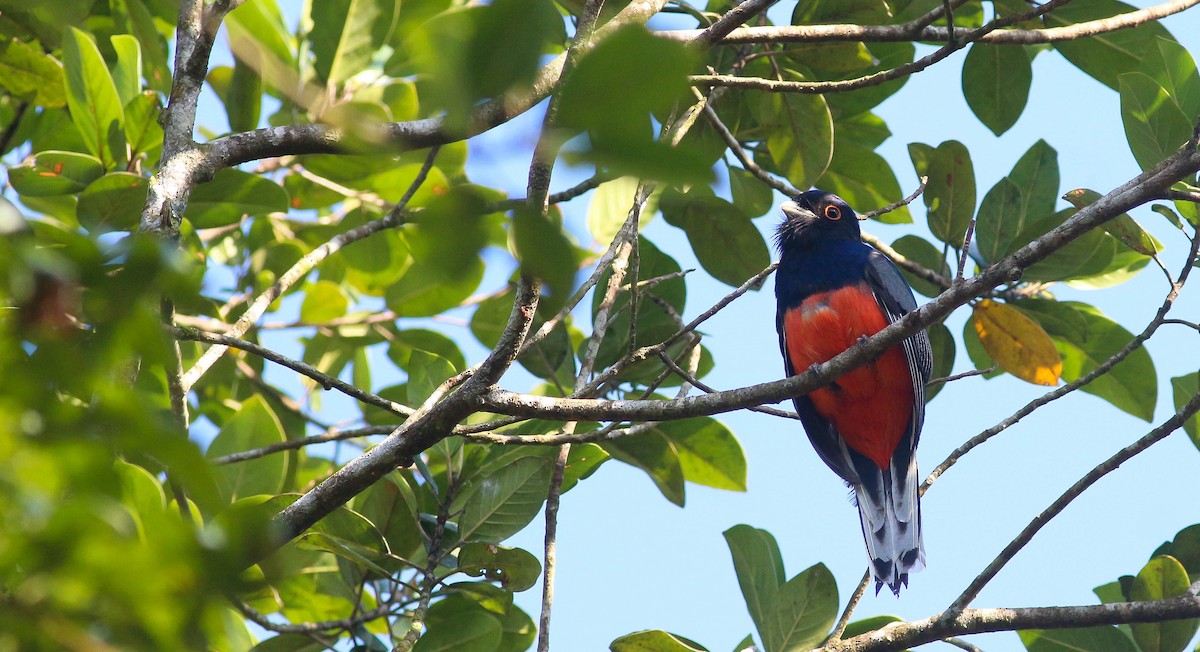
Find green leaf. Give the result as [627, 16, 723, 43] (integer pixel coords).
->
[890, 235, 949, 298]
[557, 26, 707, 183]
[655, 417, 746, 491]
[590, 237, 686, 369]
[841, 615, 903, 639]
[588, 176, 658, 243]
[1153, 524, 1200, 579]
[925, 322, 956, 401]
[388, 329, 467, 373]
[411, 0, 561, 133]
[496, 603, 537, 652]
[974, 177, 1024, 263]
[1022, 210, 1117, 283]
[109, 0, 172, 93]
[610, 630, 709, 652]
[1007, 140, 1061, 245]
[352, 474, 423, 562]
[1139, 37, 1200, 119]
[1129, 555, 1199, 652]
[7, 150, 105, 197]
[470, 288, 572, 381]
[387, 253, 485, 317]
[458, 543, 542, 593]
[761, 563, 838, 652]
[456, 453, 553, 543]
[0, 35, 66, 107]
[513, 206, 579, 301]
[186, 168, 289, 228]
[1064, 188, 1158, 255]
[1016, 300, 1157, 420]
[660, 189, 770, 287]
[415, 608, 503, 652]
[123, 91, 164, 159]
[407, 350, 456, 405]
[1120, 72, 1194, 171]
[109, 34, 141, 107]
[1020, 626, 1138, 652]
[226, 0, 296, 96]
[76, 172, 148, 231]
[309, 0, 392, 87]
[729, 166, 775, 219]
[1171, 373, 1200, 453]
[962, 43, 1032, 136]
[908, 140, 975, 246]
[205, 396, 288, 502]
[817, 140, 911, 225]
[208, 61, 263, 133]
[300, 280, 349, 323]
[724, 525, 786, 638]
[602, 429, 686, 507]
[62, 27, 127, 169]
[760, 92, 834, 190]
[1045, 0, 1175, 90]
[961, 316, 1003, 379]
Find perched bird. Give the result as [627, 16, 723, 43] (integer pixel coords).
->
[774, 190, 932, 595]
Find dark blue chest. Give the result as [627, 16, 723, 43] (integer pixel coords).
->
[775, 240, 873, 309]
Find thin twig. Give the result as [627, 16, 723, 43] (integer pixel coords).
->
[944, 389, 1200, 614]
[858, 175, 928, 220]
[828, 570, 872, 642]
[174, 327, 416, 418]
[690, 0, 1076, 94]
[923, 229, 1200, 494]
[927, 366, 996, 387]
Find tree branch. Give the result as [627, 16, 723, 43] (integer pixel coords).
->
[828, 592, 1200, 651]
[479, 140, 1200, 421]
[943, 372, 1200, 614]
[668, 0, 1200, 46]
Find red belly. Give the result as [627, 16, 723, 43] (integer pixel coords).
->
[785, 283, 914, 469]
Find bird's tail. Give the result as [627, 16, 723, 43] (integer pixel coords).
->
[853, 453, 924, 596]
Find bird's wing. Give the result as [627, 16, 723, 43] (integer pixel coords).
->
[864, 249, 933, 448]
[776, 298, 866, 486]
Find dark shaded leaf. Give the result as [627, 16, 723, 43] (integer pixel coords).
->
[76, 172, 148, 231]
[458, 543, 542, 592]
[660, 189, 770, 287]
[724, 525, 785, 638]
[1019, 626, 1138, 652]
[1120, 72, 1194, 171]
[962, 43, 1032, 135]
[1171, 373, 1200, 453]
[890, 235, 949, 298]
[186, 168, 289, 228]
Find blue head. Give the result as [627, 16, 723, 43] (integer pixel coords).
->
[775, 189, 861, 251]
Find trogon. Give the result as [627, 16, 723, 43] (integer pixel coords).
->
[774, 189, 933, 595]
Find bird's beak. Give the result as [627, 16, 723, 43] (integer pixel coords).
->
[781, 200, 817, 224]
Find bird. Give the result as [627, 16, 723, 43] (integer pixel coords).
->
[773, 189, 933, 596]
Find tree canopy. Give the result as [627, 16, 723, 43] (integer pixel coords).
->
[1, 0, 1199, 650]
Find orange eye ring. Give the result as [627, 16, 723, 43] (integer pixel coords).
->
[823, 204, 842, 220]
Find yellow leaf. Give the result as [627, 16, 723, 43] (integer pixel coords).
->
[972, 299, 1062, 386]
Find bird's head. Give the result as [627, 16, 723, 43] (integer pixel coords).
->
[775, 189, 861, 250]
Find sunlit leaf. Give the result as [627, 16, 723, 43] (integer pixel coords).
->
[1045, 0, 1174, 90]
[0, 35, 66, 107]
[1120, 71, 1194, 171]
[610, 630, 709, 652]
[1129, 555, 1199, 652]
[1019, 626, 1138, 652]
[972, 299, 1062, 386]
[7, 150, 105, 197]
[1171, 373, 1200, 453]
[759, 91, 834, 190]
[62, 27, 126, 169]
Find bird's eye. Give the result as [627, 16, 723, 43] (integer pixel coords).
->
[823, 204, 842, 220]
